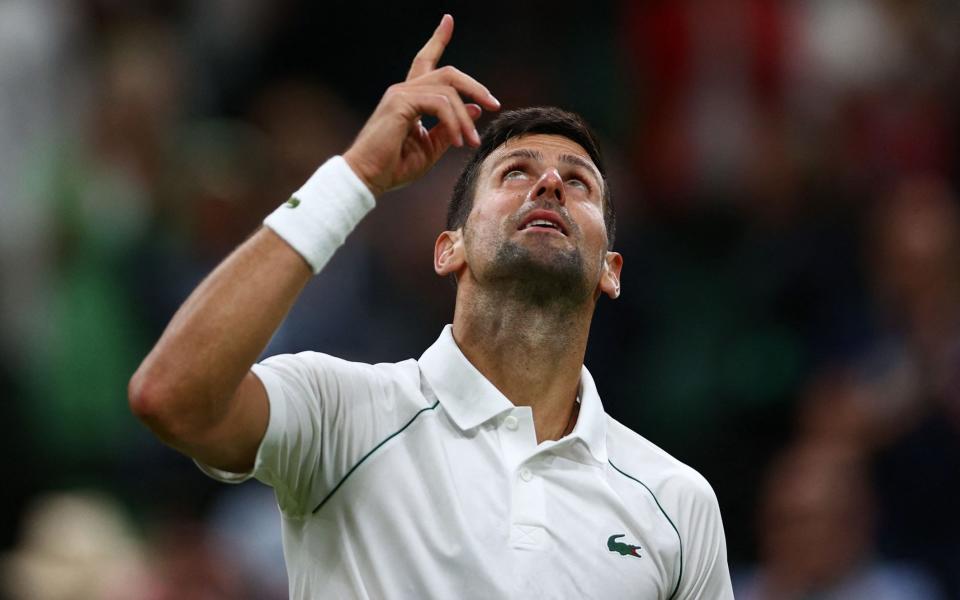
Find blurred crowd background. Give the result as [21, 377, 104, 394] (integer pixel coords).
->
[2, 0, 959, 598]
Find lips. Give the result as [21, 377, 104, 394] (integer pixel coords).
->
[518, 209, 569, 236]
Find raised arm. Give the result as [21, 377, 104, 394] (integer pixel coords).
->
[128, 14, 499, 473]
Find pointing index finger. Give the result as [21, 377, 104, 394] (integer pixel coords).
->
[407, 14, 454, 81]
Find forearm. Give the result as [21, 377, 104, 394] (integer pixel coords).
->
[129, 227, 310, 436]
[131, 155, 376, 442]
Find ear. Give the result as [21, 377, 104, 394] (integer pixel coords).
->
[434, 229, 466, 277]
[598, 251, 623, 299]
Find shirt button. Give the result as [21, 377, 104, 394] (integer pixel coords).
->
[504, 415, 519, 431]
[520, 467, 533, 482]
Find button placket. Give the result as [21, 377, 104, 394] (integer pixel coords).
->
[499, 408, 536, 472]
[498, 408, 547, 550]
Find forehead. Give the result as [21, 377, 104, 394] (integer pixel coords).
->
[480, 133, 597, 173]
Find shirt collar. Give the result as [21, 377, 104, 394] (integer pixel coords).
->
[569, 364, 609, 465]
[418, 325, 608, 465]
[419, 325, 514, 430]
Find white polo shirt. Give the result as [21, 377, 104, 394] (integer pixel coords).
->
[200, 326, 733, 599]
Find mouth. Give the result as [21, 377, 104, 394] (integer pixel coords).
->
[518, 209, 569, 236]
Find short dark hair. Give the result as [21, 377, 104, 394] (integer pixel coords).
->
[446, 106, 616, 249]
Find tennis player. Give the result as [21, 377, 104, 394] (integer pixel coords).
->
[130, 14, 734, 599]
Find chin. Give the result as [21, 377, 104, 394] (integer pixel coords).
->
[485, 241, 592, 308]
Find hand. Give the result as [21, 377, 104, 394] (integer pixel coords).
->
[343, 14, 501, 197]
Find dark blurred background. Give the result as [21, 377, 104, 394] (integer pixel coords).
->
[1, 1, 959, 598]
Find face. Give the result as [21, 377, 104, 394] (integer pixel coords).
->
[434, 133, 622, 307]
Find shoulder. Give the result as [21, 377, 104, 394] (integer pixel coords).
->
[261, 351, 419, 379]
[604, 416, 718, 508]
[606, 417, 734, 597]
[259, 351, 422, 393]
[253, 352, 429, 421]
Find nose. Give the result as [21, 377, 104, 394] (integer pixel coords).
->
[531, 168, 564, 205]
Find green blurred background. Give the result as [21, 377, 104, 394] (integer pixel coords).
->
[2, 1, 959, 598]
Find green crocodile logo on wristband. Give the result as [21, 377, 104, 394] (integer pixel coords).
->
[285, 196, 301, 208]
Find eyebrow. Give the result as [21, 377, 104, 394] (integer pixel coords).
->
[559, 153, 600, 177]
[493, 149, 602, 183]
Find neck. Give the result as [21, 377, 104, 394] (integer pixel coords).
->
[452, 284, 594, 443]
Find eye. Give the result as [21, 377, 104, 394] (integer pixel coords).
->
[566, 177, 589, 191]
[502, 163, 528, 181]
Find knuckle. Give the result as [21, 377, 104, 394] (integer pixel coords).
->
[440, 65, 460, 77]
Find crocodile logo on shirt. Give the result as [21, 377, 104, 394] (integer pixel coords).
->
[607, 534, 642, 558]
[285, 196, 301, 208]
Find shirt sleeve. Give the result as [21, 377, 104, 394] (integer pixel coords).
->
[196, 351, 399, 516]
[672, 476, 735, 600]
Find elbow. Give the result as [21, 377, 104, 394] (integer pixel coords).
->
[128, 367, 181, 438]
[129, 367, 163, 423]
[128, 365, 222, 446]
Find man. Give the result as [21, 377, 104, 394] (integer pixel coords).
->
[130, 14, 734, 599]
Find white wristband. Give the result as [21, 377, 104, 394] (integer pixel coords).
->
[263, 156, 375, 273]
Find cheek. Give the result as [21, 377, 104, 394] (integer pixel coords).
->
[575, 203, 607, 244]
[463, 208, 503, 255]
[469, 193, 520, 233]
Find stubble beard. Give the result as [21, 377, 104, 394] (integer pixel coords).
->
[482, 237, 593, 311]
